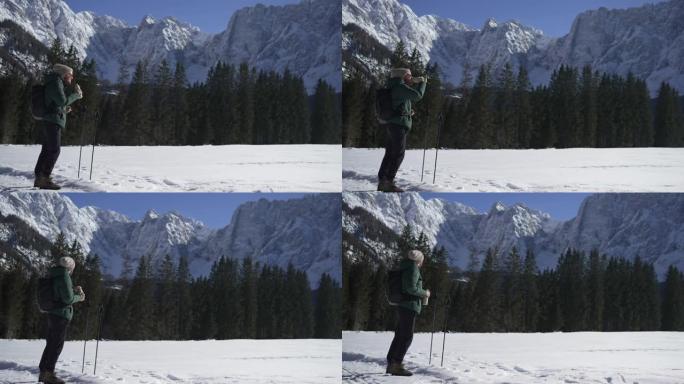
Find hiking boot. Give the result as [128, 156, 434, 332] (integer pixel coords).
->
[34, 175, 61, 190]
[39, 371, 65, 384]
[377, 180, 404, 193]
[387, 362, 413, 376]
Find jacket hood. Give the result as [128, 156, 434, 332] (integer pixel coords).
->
[388, 77, 404, 87]
[48, 266, 68, 277]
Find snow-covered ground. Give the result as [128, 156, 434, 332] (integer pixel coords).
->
[0, 145, 341, 192]
[0, 338, 341, 384]
[343, 148, 684, 192]
[343, 331, 684, 383]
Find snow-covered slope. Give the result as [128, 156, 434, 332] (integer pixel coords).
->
[0, 0, 341, 90]
[343, 0, 684, 93]
[0, 192, 341, 285]
[343, 192, 684, 278]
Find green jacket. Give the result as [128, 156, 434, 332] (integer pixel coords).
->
[398, 258, 428, 315]
[47, 266, 83, 320]
[387, 77, 427, 131]
[43, 72, 80, 129]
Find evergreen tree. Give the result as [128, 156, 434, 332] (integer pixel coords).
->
[315, 273, 341, 338]
[240, 257, 258, 338]
[125, 255, 155, 339]
[654, 82, 684, 147]
[521, 249, 540, 332]
[311, 79, 340, 144]
[662, 265, 684, 331]
[176, 255, 193, 339]
[473, 248, 501, 331]
[586, 250, 605, 330]
[502, 247, 524, 331]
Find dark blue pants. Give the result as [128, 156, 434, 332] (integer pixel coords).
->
[34, 121, 61, 178]
[386, 306, 416, 364]
[39, 314, 69, 372]
[378, 123, 407, 182]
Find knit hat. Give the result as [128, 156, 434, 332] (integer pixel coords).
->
[53, 64, 74, 77]
[407, 250, 424, 264]
[390, 68, 411, 78]
[59, 256, 76, 273]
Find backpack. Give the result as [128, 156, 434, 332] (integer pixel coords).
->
[376, 87, 396, 124]
[387, 268, 405, 306]
[37, 276, 62, 313]
[30, 83, 46, 121]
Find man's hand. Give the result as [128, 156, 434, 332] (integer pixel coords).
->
[74, 84, 83, 100]
[425, 289, 431, 298]
[412, 76, 426, 84]
[75, 286, 85, 302]
[66, 106, 72, 114]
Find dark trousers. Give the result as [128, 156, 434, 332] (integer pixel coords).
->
[34, 121, 61, 178]
[378, 123, 407, 182]
[386, 306, 416, 365]
[39, 314, 69, 372]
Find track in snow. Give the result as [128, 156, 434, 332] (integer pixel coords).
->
[0, 145, 341, 192]
[342, 331, 684, 384]
[343, 147, 684, 192]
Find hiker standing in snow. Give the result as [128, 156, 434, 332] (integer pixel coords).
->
[39, 256, 86, 384]
[386, 250, 430, 376]
[34, 63, 83, 190]
[377, 68, 426, 192]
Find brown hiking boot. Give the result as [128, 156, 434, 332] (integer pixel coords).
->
[378, 180, 404, 193]
[39, 371, 65, 384]
[387, 362, 413, 376]
[34, 175, 61, 190]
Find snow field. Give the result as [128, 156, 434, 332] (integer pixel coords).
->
[343, 147, 684, 192]
[0, 338, 342, 384]
[342, 331, 684, 383]
[0, 145, 342, 192]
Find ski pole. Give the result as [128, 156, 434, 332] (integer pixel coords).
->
[440, 288, 452, 367]
[77, 119, 85, 179]
[428, 292, 437, 365]
[421, 96, 430, 183]
[93, 304, 104, 375]
[89, 110, 100, 181]
[81, 305, 90, 374]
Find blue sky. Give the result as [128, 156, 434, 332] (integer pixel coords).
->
[65, 0, 300, 33]
[64, 193, 309, 229]
[421, 193, 591, 220]
[400, 0, 667, 37]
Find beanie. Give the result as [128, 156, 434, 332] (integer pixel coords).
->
[53, 63, 74, 77]
[391, 68, 411, 78]
[59, 256, 76, 273]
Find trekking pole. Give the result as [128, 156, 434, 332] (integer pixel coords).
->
[428, 291, 437, 365]
[89, 109, 100, 181]
[81, 305, 91, 374]
[421, 99, 429, 183]
[77, 119, 86, 179]
[93, 304, 104, 375]
[440, 288, 453, 367]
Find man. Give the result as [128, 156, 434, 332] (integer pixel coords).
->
[378, 68, 427, 192]
[39, 256, 86, 384]
[386, 250, 430, 376]
[34, 63, 83, 190]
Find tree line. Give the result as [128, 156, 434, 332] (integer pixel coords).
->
[343, 40, 684, 149]
[0, 233, 341, 340]
[343, 224, 684, 333]
[0, 37, 341, 145]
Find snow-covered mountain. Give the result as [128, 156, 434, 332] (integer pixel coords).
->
[343, 0, 684, 94]
[0, 192, 341, 285]
[343, 192, 684, 278]
[0, 0, 341, 90]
